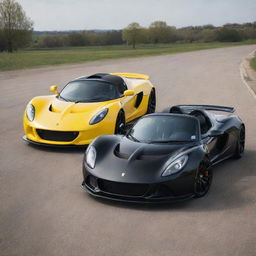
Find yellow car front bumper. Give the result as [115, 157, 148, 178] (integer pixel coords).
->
[23, 120, 116, 146]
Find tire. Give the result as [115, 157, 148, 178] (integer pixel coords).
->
[233, 125, 245, 159]
[194, 160, 212, 198]
[115, 111, 126, 134]
[146, 89, 156, 114]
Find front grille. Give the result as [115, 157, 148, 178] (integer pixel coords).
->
[97, 178, 149, 197]
[36, 129, 79, 142]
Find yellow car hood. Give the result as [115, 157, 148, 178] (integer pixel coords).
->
[31, 96, 116, 131]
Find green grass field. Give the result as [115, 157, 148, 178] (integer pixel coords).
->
[250, 56, 256, 70]
[0, 41, 255, 71]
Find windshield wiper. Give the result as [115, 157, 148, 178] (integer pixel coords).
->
[74, 98, 112, 103]
[58, 95, 71, 102]
[127, 134, 141, 142]
[148, 140, 191, 144]
[88, 97, 112, 102]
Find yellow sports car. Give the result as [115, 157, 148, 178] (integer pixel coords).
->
[23, 73, 156, 146]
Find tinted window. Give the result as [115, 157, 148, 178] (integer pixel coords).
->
[59, 80, 119, 102]
[128, 115, 199, 143]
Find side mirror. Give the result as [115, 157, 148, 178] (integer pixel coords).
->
[208, 130, 224, 137]
[124, 90, 135, 97]
[50, 85, 59, 95]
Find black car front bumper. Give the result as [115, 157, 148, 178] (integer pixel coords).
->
[81, 175, 195, 204]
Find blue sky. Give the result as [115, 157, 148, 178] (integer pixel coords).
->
[18, 0, 256, 31]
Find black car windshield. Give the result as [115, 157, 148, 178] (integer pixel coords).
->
[128, 115, 199, 143]
[59, 80, 119, 102]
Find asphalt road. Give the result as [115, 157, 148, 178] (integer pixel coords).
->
[1, 45, 256, 256]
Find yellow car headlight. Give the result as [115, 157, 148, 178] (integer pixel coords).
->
[89, 108, 108, 125]
[26, 104, 35, 122]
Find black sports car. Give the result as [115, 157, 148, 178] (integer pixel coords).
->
[81, 105, 245, 203]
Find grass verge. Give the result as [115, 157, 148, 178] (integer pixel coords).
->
[0, 41, 255, 71]
[250, 55, 256, 71]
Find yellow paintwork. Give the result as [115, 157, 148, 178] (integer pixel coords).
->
[110, 73, 150, 80]
[23, 73, 154, 145]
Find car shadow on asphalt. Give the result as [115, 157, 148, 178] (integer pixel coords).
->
[86, 149, 256, 212]
[26, 142, 87, 154]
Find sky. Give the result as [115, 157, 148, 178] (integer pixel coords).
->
[18, 0, 256, 31]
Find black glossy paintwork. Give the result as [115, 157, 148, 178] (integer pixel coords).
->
[201, 111, 242, 164]
[82, 109, 244, 203]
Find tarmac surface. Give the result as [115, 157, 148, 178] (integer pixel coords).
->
[1, 45, 256, 256]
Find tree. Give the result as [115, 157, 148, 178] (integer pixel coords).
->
[104, 30, 123, 45]
[122, 22, 143, 49]
[66, 33, 87, 46]
[200, 29, 217, 42]
[0, 28, 6, 51]
[0, 0, 33, 52]
[149, 21, 176, 43]
[216, 27, 242, 42]
[176, 26, 202, 43]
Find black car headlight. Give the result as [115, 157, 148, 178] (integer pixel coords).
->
[89, 109, 108, 125]
[26, 104, 35, 122]
[162, 155, 188, 177]
[85, 145, 97, 168]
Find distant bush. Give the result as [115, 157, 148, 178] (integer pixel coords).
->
[66, 33, 87, 46]
[37, 35, 65, 48]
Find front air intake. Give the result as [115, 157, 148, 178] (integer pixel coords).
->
[36, 129, 79, 142]
[97, 179, 149, 197]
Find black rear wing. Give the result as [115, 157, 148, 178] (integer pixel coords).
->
[174, 105, 235, 113]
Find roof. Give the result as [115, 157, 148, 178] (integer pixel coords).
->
[75, 73, 127, 93]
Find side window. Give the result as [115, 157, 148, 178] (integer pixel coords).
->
[122, 82, 128, 92]
[190, 111, 211, 135]
[117, 82, 128, 96]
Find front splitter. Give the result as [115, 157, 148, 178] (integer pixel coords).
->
[22, 135, 87, 148]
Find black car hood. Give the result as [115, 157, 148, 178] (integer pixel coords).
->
[91, 136, 200, 183]
[116, 137, 191, 160]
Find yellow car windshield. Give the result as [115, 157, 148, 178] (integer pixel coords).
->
[59, 80, 119, 103]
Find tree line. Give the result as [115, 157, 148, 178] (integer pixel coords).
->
[0, 0, 256, 52]
[35, 21, 256, 49]
[33, 30, 123, 48]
